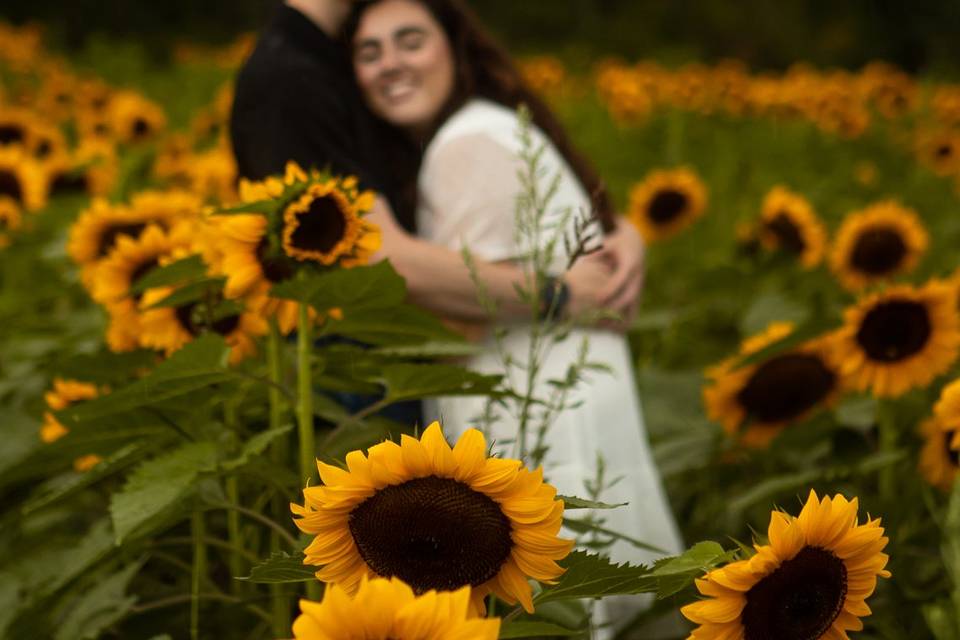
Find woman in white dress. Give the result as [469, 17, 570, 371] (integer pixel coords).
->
[344, 1, 683, 635]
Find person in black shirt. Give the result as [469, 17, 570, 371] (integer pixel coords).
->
[232, 0, 647, 329]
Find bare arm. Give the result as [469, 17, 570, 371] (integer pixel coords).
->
[284, 0, 352, 37]
[368, 197, 613, 322]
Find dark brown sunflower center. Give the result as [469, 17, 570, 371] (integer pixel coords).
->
[936, 144, 954, 159]
[255, 238, 296, 283]
[0, 169, 23, 203]
[96, 223, 146, 257]
[742, 546, 848, 640]
[35, 139, 53, 159]
[51, 170, 90, 196]
[648, 189, 688, 225]
[946, 430, 960, 467]
[765, 213, 806, 254]
[736, 354, 835, 424]
[849, 227, 907, 275]
[132, 118, 151, 139]
[129, 259, 160, 301]
[855, 300, 931, 362]
[174, 301, 241, 337]
[348, 476, 513, 592]
[0, 125, 26, 145]
[289, 196, 348, 255]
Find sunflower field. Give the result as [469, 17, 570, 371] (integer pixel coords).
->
[2, 16, 959, 640]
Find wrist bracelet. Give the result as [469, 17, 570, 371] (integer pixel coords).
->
[539, 276, 570, 321]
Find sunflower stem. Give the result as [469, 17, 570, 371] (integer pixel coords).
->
[267, 320, 292, 635]
[878, 399, 898, 501]
[224, 400, 244, 596]
[190, 510, 206, 640]
[296, 302, 323, 603]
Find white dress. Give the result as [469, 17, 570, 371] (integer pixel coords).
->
[417, 99, 683, 636]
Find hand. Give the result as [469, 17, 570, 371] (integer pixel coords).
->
[564, 252, 624, 328]
[595, 218, 646, 325]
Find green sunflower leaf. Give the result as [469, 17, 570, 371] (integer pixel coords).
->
[322, 305, 462, 345]
[142, 277, 227, 310]
[371, 363, 502, 404]
[208, 199, 277, 216]
[239, 551, 319, 583]
[649, 541, 735, 599]
[53, 561, 142, 640]
[270, 260, 407, 311]
[558, 495, 628, 510]
[57, 334, 232, 425]
[129, 254, 208, 295]
[110, 441, 219, 543]
[532, 551, 654, 605]
[498, 621, 583, 638]
[220, 426, 293, 472]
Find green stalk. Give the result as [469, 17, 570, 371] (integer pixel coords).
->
[266, 321, 291, 635]
[190, 510, 206, 640]
[296, 303, 322, 602]
[878, 400, 898, 502]
[224, 401, 243, 595]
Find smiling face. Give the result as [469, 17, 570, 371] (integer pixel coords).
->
[352, 0, 456, 137]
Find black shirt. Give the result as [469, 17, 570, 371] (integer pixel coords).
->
[230, 5, 391, 199]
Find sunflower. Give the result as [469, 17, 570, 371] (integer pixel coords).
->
[682, 490, 890, 640]
[758, 186, 827, 268]
[292, 422, 573, 614]
[46, 138, 118, 198]
[139, 286, 267, 365]
[292, 577, 499, 640]
[91, 224, 193, 351]
[832, 281, 960, 398]
[282, 180, 379, 266]
[0, 198, 22, 247]
[915, 129, 960, 177]
[40, 379, 106, 472]
[830, 201, 928, 291]
[627, 167, 707, 242]
[704, 323, 842, 447]
[0, 146, 48, 213]
[917, 416, 960, 492]
[68, 191, 198, 280]
[106, 90, 167, 145]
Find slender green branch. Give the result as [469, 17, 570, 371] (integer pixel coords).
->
[152, 537, 261, 565]
[297, 302, 316, 486]
[267, 320, 292, 636]
[191, 510, 206, 640]
[131, 593, 272, 625]
[209, 502, 299, 549]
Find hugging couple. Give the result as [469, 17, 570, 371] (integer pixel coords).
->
[231, 0, 683, 635]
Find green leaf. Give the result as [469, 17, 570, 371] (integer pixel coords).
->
[740, 292, 810, 336]
[563, 517, 666, 553]
[324, 305, 462, 345]
[52, 350, 158, 386]
[370, 341, 480, 358]
[498, 621, 583, 638]
[22, 443, 152, 514]
[650, 541, 735, 598]
[0, 574, 22, 638]
[58, 335, 232, 425]
[208, 200, 276, 216]
[129, 254, 208, 295]
[239, 551, 319, 583]
[143, 277, 227, 310]
[110, 442, 219, 543]
[221, 426, 293, 472]
[834, 395, 878, 430]
[559, 495, 628, 510]
[533, 551, 654, 605]
[53, 562, 141, 640]
[373, 363, 502, 404]
[271, 261, 407, 311]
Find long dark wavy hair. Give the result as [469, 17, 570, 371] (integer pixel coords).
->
[341, 0, 616, 233]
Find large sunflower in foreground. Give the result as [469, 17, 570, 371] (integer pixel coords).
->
[41, 378, 105, 472]
[282, 179, 379, 266]
[830, 201, 928, 291]
[293, 577, 499, 640]
[292, 422, 573, 614]
[832, 281, 960, 398]
[139, 287, 267, 365]
[758, 186, 827, 269]
[704, 323, 842, 447]
[682, 490, 891, 640]
[627, 167, 707, 242]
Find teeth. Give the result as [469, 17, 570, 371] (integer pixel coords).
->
[384, 81, 415, 100]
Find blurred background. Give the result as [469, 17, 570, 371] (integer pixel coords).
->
[1, 0, 960, 75]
